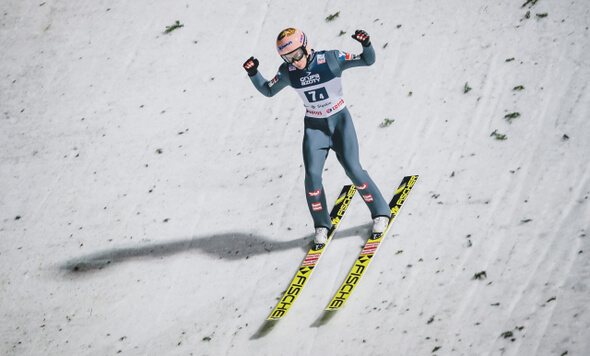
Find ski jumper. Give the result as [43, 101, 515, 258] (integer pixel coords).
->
[249, 44, 390, 229]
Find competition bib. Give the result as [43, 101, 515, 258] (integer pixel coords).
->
[289, 52, 346, 118]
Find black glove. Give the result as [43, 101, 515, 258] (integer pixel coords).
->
[243, 56, 259, 77]
[351, 29, 371, 47]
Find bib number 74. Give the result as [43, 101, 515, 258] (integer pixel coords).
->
[304, 87, 329, 103]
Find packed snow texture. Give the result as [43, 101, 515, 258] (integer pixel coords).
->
[1, 0, 589, 355]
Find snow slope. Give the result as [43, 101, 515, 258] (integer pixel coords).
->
[1, 0, 589, 355]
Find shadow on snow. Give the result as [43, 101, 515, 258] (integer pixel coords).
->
[60, 224, 370, 274]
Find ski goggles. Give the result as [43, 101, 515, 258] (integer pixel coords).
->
[281, 47, 307, 64]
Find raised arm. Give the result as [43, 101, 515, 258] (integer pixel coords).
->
[327, 30, 376, 75]
[243, 57, 290, 97]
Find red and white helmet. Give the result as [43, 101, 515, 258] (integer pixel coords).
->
[276, 28, 310, 64]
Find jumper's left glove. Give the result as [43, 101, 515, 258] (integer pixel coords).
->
[351, 29, 371, 47]
[243, 56, 259, 77]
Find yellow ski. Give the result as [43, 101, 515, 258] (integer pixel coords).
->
[325, 175, 419, 311]
[267, 184, 357, 320]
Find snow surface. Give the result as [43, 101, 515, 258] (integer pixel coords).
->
[1, 0, 589, 355]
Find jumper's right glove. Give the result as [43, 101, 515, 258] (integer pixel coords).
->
[243, 56, 259, 77]
[351, 29, 371, 47]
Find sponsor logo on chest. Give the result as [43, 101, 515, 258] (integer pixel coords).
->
[300, 71, 321, 86]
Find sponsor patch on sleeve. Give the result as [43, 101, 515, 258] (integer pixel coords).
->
[338, 51, 360, 61]
[268, 73, 281, 87]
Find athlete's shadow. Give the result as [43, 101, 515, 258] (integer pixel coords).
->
[60, 224, 370, 274]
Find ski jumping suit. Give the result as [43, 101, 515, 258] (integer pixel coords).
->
[249, 44, 390, 229]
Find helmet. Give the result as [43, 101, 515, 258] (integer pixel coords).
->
[276, 28, 310, 64]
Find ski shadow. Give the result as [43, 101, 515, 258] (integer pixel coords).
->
[311, 310, 338, 327]
[60, 224, 370, 275]
[251, 289, 341, 339]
